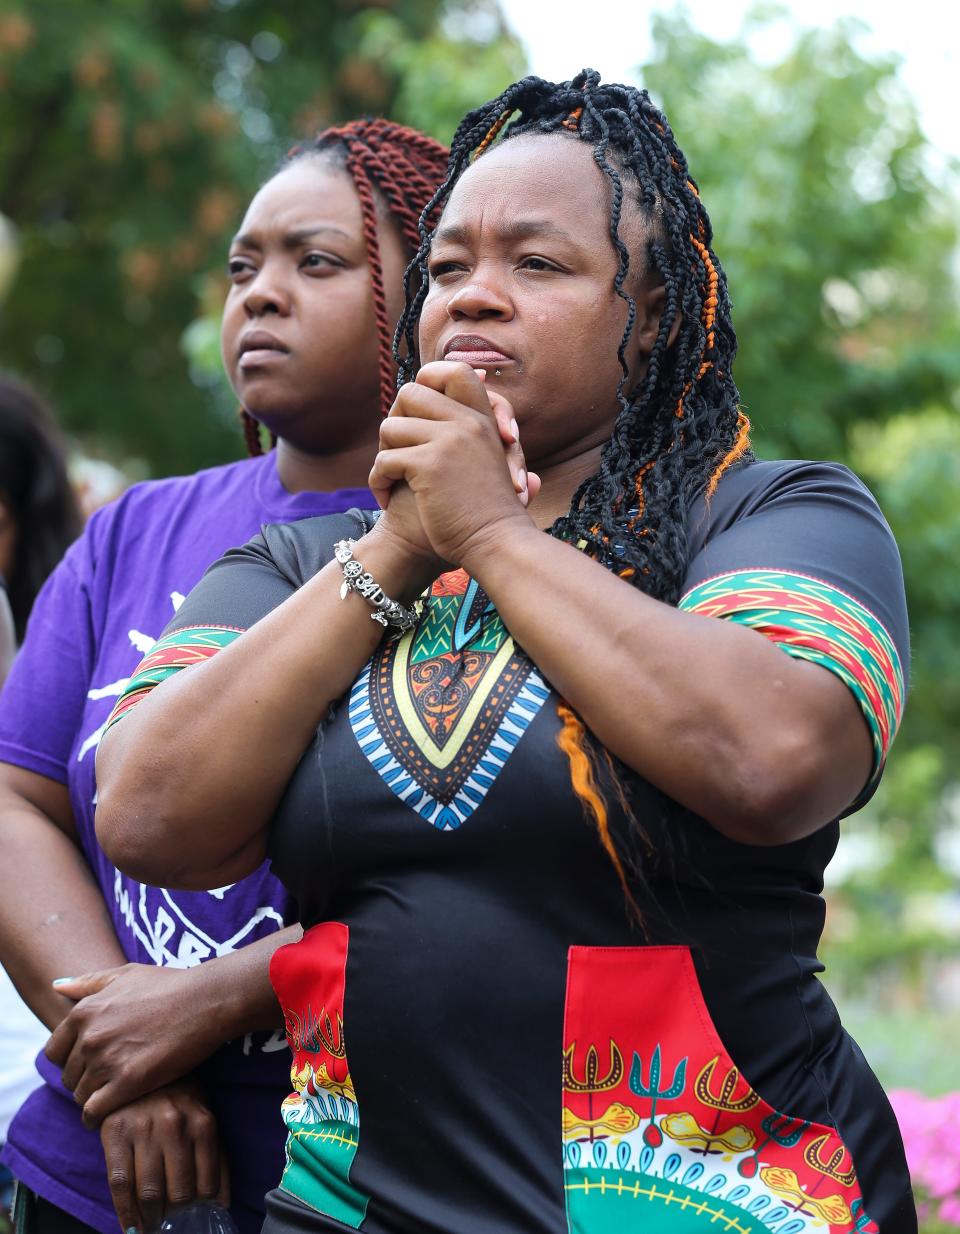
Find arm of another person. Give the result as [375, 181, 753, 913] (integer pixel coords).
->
[0, 763, 126, 1029]
[0, 537, 298, 1227]
[0, 761, 289, 1229]
[0, 545, 295, 1084]
[46, 921, 302, 1126]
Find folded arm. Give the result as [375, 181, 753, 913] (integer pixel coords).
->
[463, 525, 874, 844]
[95, 522, 436, 890]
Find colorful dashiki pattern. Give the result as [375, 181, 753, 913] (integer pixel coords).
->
[678, 569, 904, 790]
[562, 947, 876, 1234]
[348, 568, 549, 831]
[270, 922, 369, 1229]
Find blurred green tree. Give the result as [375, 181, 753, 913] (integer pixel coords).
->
[640, 10, 960, 461]
[0, 0, 524, 472]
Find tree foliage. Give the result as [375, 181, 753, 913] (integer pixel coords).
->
[640, 11, 960, 461]
[0, 0, 523, 472]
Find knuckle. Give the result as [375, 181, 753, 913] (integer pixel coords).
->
[189, 1106, 216, 1136]
[160, 1106, 187, 1134]
[103, 1112, 127, 1139]
[107, 1169, 132, 1196]
[463, 417, 486, 444]
[138, 1183, 163, 1205]
[81, 1027, 104, 1052]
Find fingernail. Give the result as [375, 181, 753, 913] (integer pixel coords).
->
[517, 469, 526, 493]
[126, 1227, 139, 1234]
[510, 418, 519, 441]
[52, 977, 75, 986]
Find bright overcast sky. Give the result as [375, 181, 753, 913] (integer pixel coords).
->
[499, 0, 959, 162]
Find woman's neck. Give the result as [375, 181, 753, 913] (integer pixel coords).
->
[527, 443, 605, 530]
[273, 437, 375, 495]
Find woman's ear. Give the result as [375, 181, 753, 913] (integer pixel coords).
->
[635, 284, 681, 356]
[623, 283, 682, 390]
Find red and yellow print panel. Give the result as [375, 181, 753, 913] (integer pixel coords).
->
[562, 947, 875, 1234]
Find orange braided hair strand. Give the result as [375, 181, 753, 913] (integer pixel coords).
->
[556, 702, 639, 916]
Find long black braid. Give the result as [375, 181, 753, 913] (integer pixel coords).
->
[393, 71, 752, 908]
[394, 69, 750, 609]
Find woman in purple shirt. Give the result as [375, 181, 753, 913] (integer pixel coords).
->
[0, 120, 450, 1234]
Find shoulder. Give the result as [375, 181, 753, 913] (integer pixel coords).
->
[87, 456, 263, 536]
[162, 508, 379, 638]
[686, 457, 886, 557]
[680, 455, 908, 675]
[254, 508, 379, 587]
[73, 456, 266, 576]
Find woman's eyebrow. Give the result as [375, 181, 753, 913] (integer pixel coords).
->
[229, 224, 351, 251]
[432, 218, 578, 248]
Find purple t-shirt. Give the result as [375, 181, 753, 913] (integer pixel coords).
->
[0, 452, 371, 1234]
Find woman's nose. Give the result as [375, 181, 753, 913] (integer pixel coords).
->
[243, 269, 291, 317]
[446, 279, 512, 321]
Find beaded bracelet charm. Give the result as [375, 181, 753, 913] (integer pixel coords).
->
[333, 539, 418, 633]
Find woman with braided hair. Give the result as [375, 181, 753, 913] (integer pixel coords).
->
[98, 72, 915, 1233]
[0, 119, 452, 1234]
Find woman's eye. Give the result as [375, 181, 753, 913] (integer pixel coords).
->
[520, 256, 559, 272]
[227, 258, 254, 279]
[302, 253, 340, 272]
[428, 261, 464, 281]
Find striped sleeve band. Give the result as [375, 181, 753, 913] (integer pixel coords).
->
[678, 568, 905, 793]
[105, 625, 245, 732]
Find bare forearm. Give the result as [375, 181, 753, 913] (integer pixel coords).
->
[0, 788, 125, 1029]
[192, 923, 301, 1038]
[96, 525, 434, 888]
[465, 524, 869, 839]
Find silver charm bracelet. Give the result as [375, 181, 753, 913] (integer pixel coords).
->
[333, 539, 418, 632]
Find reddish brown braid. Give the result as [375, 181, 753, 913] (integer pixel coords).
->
[240, 407, 264, 456]
[240, 118, 450, 456]
[332, 121, 450, 418]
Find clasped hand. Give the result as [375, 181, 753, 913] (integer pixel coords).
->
[46, 964, 230, 1231]
[369, 362, 541, 571]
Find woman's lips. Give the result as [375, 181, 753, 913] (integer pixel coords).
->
[238, 348, 289, 371]
[442, 335, 514, 367]
[443, 349, 513, 365]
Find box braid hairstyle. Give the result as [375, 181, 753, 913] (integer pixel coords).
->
[240, 117, 450, 455]
[393, 71, 752, 906]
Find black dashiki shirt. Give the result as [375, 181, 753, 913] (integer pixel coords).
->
[113, 458, 916, 1234]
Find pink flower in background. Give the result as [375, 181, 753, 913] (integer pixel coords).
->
[891, 1089, 960, 1229]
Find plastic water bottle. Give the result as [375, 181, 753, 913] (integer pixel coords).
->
[158, 1203, 239, 1234]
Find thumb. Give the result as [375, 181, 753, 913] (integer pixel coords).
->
[483, 388, 518, 445]
[52, 970, 115, 999]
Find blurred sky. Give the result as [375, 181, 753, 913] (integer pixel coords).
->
[499, 0, 958, 162]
